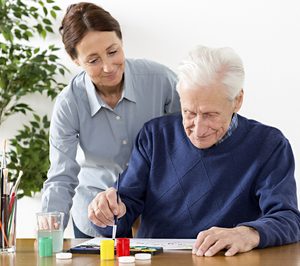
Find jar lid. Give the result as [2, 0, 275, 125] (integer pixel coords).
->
[56, 252, 72, 260]
[118, 256, 135, 263]
[135, 253, 152, 260]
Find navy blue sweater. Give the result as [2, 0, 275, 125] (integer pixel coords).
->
[96, 113, 300, 248]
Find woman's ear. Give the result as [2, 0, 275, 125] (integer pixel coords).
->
[233, 89, 244, 113]
[73, 58, 80, 66]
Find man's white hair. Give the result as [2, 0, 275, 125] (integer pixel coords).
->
[177, 45, 245, 100]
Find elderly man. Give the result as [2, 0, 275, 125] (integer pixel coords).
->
[88, 45, 300, 256]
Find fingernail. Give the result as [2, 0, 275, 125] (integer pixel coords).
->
[192, 248, 197, 254]
[114, 210, 118, 215]
[225, 251, 232, 256]
[196, 250, 203, 256]
[204, 250, 212, 257]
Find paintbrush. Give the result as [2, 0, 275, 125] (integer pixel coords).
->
[112, 173, 120, 240]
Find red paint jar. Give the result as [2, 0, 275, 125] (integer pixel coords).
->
[116, 238, 130, 257]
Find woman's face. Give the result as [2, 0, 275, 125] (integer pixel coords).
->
[74, 31, 125, 91]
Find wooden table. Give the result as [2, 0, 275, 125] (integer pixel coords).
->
[1, 239, 300, 266]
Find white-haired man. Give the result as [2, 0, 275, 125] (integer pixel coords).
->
[88, 46, 300, 256]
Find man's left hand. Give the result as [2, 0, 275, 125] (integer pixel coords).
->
[192, 226, 260, 256]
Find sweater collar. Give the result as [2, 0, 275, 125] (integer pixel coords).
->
[169, 114, 247, 178]
[217, 113, 238, 145]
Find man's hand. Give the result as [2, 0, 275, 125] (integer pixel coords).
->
[192, 226, 260, 256]
[88, 187, 126, 227]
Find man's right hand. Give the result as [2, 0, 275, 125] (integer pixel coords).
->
[88, 187, 126, 227]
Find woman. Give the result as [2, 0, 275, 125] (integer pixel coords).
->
[41, 2, 180, 238]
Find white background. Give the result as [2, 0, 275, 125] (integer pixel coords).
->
[0, 0, 299, 238]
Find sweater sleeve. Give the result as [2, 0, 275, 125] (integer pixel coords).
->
[92, 125, 151, 237]
[238, 135, 300, 248]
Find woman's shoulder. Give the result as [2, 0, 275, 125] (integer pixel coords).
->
[55, 71, 87, 109]
[57, 71, 86, 99]
[125, 58, 175, 76]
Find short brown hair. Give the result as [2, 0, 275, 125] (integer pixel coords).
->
[60, 2, 122, 59]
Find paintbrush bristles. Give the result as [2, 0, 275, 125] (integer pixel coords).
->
[2, 139, 6, 151]
[11, 170, 22, 195]
[1, 139, 7, 168]
[3, 168, 8, 177]
[3, 168, 9, 194]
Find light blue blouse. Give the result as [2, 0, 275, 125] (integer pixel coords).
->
[41, 58, 180, 236]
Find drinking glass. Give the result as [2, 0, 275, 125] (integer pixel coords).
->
[36, 211, 64, 253]
[0, 197, 17, 253]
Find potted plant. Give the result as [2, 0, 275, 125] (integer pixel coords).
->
[0, 0, 67, 197]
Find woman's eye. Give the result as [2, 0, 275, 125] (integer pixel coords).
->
[88, 58, 99, 64]
[108, 50, 117, 56]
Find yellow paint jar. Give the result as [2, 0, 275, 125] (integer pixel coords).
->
[100, 239, 115, 260]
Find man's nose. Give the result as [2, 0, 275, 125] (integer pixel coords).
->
[194, 115, 208, 136]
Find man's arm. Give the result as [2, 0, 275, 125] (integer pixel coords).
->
[237, 136, 300, 248]
[193, 135, 300, 256]
[88, 126, 152, 237]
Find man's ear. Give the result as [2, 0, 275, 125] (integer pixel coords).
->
[233, 89, 244, 113]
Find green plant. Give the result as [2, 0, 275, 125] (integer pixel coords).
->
[0, 0, 68, 197]
[8, 114, 50, 198]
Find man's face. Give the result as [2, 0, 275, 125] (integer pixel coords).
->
[179, 82, 243, 149]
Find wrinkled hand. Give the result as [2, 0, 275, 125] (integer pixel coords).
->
[192, 226, 260, 257]
[88, 187, 126, 227]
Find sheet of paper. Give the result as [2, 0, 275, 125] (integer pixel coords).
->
[131, 238, 195, 250]
[79, 238, 195, 250]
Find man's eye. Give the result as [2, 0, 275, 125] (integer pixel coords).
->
[184, 110, 196, 117]
[204, 113, 218, 119]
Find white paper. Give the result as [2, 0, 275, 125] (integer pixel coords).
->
[79, 237, 195, 250]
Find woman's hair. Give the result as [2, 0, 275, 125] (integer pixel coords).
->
[60, 2, 122, 59]
[177, 45, 245, 100]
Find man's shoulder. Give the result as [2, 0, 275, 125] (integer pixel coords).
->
[239, 115, 288, 146]
[137, 113, 184, 150]
[143, 112, 182, 134]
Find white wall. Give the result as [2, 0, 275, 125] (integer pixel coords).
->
[1, 0, 299, 238]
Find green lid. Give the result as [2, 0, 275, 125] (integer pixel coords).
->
[38, 237, 53, 257]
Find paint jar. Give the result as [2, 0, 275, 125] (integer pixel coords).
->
[116, 238, 130, 257]
[100, 239, 115, 260]
[38, 237, 53, 257]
